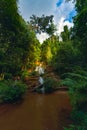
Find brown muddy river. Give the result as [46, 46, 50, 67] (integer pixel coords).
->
[0, 91, 72, 130]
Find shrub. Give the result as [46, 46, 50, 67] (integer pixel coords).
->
[60, 71, 87, 109]
[61, 72, 87, 81]
[29, 71, 37, 76]
[73, 66, 87, 77]
[0, 80, 27, 103]
[64, 125, 87, 130]
[61, 71, 87, 129]
[71, 110, 87, 125]
[43, 77, 58, 93]
[4, 73, 13, 80]
[21, 70, 30, 81]
[21, 70, 38, 81]
[59, 78, 76, 88]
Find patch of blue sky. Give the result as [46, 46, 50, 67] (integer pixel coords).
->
[64, 9, 76, 22]
[56, 0, 64, 7]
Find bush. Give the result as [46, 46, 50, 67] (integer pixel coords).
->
[4, 73, 13, 80]
[29, 71, 37, 76]
[21, 70, 30, 81]
[0, 80, 27, 103]
[21, 70, 38, 81]
[73, 66, 87, 76]
[59, 78, 76, 88]
[64, 125, 87, 130]
[60, 71, 87, 109]
[43, 77, 58, 93]
[71, 110, 87, 125]
[61, 71, 87, 130]
[61, 72, 87, 81]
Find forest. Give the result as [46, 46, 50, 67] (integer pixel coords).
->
[0, 0, 87, 129]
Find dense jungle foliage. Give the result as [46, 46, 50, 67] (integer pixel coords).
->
[0, 0, 87, 129]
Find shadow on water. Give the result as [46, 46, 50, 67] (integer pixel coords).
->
[0, 91, 72, 130]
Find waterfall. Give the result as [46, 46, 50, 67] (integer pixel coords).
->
[35, 65, 45, 93]
[39, 76, 44, 85]
[38, 67, 44, 75]
[35, 64, 44, 75]
[39, 76, 45, 94]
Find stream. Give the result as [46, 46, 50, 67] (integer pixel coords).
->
[0, 91, 72, 130]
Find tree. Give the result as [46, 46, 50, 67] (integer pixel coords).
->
[0, 0, 41, 75]
[66, 0, 87, 64]
[25, 30, 41, 68]
[41, 35, 59, 64]
[0, 0, 22, 74]
[54, 41, 82, 75]
[29, 15, 56, 36]
[61, 25, 70, 41]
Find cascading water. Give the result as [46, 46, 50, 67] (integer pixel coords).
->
[35, 64, 44, 75]
[39, 76, 45, 94]
[35, 64, 45, 93]
[39, 76, 44, 85]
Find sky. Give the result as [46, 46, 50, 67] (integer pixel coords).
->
[18, 0, 76, 43]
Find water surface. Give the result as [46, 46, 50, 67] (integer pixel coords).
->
[0, 91, 72, 130]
